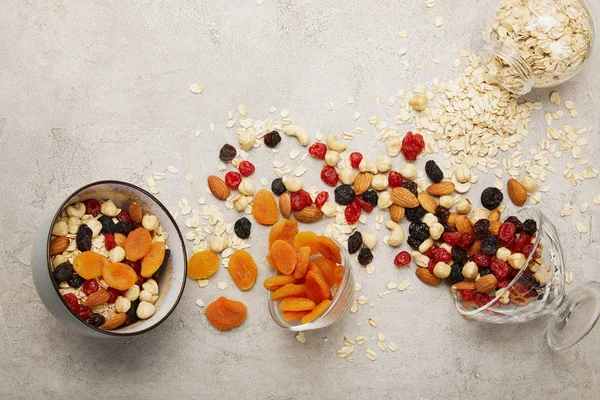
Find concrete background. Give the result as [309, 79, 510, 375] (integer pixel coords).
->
[1, 0, 599, 399]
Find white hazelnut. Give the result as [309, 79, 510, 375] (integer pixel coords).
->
[418, 237, 434, 254]
[66, 202, 86, 218]
[139, 290, 159, 304]
[359, 158, 378, 174]
[85, 219, 102, 238]
[362, 232, 378, 250]
[338, 168, 356, 185]
[67, 217, 81, 235]
[376, 156, 392, 172]
[377, 191, 393, 209]
[433, 262, 451, 279]
[439, 243, 452, 252]
[238, 178, 255, 196]
[371, 174, 389, 191]
[142, 279, 159, 295]
[409, 93, 428, 111]
[509, 253, 526, 269]
[136, 301, 156, 319]
[321, 202, 337, 217]
[439, 196, 454, 209]
[124, 285, 140, 301]
[454, 163, 471, 184]
[232, 195, 249, 212]
[108, 246, 125, 263]
[398, 164, 417, 181]
[283, 177, 302, 192]
[462, 261, 478, 280]
[455, 199, 471, 215]
[325, 150, 341, 167]
[496, 247, 511, 261]
[238, 131, 257, 151]
[141, 214, 158, 231]
[100, 200, 119, 217]
[422, 213, 438, 227]
[52, 254, 69, 268]
[412, 251, 430, 268]
[210, 236, 228, 253]
[52, 220, 68, 237]
[386, 138, 401, 157]
[429, 223, 445, 240]
[470, 208, 489, 224]
[115, 296, 131, 313]
[326, 134, 347, 152]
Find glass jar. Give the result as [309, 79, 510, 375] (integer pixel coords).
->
[474, 0, 595, 95]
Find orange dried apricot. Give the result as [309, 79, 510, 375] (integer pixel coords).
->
[206, 296, 247, 330]
[124, 228, 153, 262]
[282, 310, 310, 322]
[268, 240, 297, 276]
[305, 270, 332, 304]
[293, 246, 311, 280]
[268, 219, 298, 247]
[293, 231, 319, 255]
[187, 250, 220, 279]
[314, 236, 341, 264]
[334, 265, 345, 287]
[140, 242, 166, 277]
[228, 250, 258, 291]
[279, 297, 316, 312]
[264, 275, 297, 291]
[301, 299, 332, 324]
[271, 284, 307, 301]
[252, 189, 279, 226]
[73, 251, 108, 280]
[102, 262, 138, 290]
[309, 256, 336, 287]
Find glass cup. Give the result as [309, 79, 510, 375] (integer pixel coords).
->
[268, 239, 356, 331]
[455, 206, 600, 350]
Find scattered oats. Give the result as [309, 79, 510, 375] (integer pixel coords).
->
[566, 270, 573, 284]
[451, 59, 461, 68]
[434, 16, 443, 27]
[150, 186, 160, 194]
[289, 148, 300, 159]
[432, 56, 440, 64]
[416, 61, 424, 70]
[561, 203, 574, 217]
[594, 194, 600, 205]
[198, 197, 206, 205]
[197, 279, 209, 288]
[225, 120, 236, 128]
[195, 130, 202, 137]
[209, 123, 215, 132]
[269, 106, 277, 113]
[377, 332, 385, 342]
[256, 0, 264, 5]
[366, 263, 375, 275]
[343, 336, 354, 346]
[218, 162, 227, 172]
[347, 96, 355, 104]
[580, 203, 589, 213]
[356, 336, 367, 345]
[398, 31, 409, 38]
[425, 0, 436, 7]
[368, 318, 378, 327]
[351, 302, 360, 313]
[337, 346, 355, 358]
[357, 296, 369, 305]
[190, 83, 204, 94]
[377, 341, 387, 352]
[216, 282, 228, 290]
[147, 176, 156, 187]
[327, 102, 334, 111]
[237, 104, 248, 116]
[195, 299, 205, 307]
[280, 109, 289, 118]
[294, 164, 308, 177]
[550, 92, 560, 104]
[565, 100, 575, 110]
[385, 282, 398, 290]
[346, 357, 355, 362]
[397, 49, 408, 56]
[576, 223, 588, 233]
[397, 280, 410, 291]
[388, 342, 398, 352]
[295, 331, 305, 343]
[364, 349, 377, 361]
[273, 160, 284, 168]
[167, 165, 179, 174]
[353, 111, 361, 121]
[322, 337, 329, 343]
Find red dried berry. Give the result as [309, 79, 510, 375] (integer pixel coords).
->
[349, 152, 363, 168]
[474, 293, 492, 308]
[63, 293, 79, 309]
[104, 233, 116, 251]
[433, 248, 452, 263]
[388, 171, 404, 187]
[460, 289, 476, 302]
[116, 211, 132, 223]
[512, 234, 532, 254]
[136, 274, 146, 288]
[473, 252, 492, 267]
[344, 202, 361, 224]
[459, 232, 475, 250]
[394, 251, 411, 267]
[123, 260, 141, 274]
[291, 190, 312, 211]
[76, 304, 93, 320]
[238, 161, 255, 177]
[425, 244, 439, 259]
[491, 259, 510, 280]
[320, 166, 339, 186]
[315, 191, 329, 209]
[107, 287, 122, 304]
[497, 279, 511, 289]
[308, 142, 327, 159]
[353, 196, 373, 213]
[400, 131, 425, 161]
[428, 258, 436, 274]
[442, 232, 462, 246]
[498, 222, 517, 244]
[82, 279, 99, 296]
[225, 171, 242, 189]
[83, 199, 101, 217]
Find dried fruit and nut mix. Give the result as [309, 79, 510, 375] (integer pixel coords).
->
[50, 199, 169, 330]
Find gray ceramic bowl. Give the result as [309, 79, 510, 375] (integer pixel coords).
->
[31, 180, 187, 337]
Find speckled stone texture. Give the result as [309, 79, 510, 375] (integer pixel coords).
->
[1, 1, 599, 399]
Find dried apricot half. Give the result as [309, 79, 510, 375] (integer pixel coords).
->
[252, 189, 279, 226]
[279, 297, 315, 312]
[282, 310, 310, 322]
[102, 262, 138, 290]
[309, 256, 336, 287]
[268, 219, 298, 247]
[293, 246, 311, 280]
[268, 240, 297, 276]
[314, 236, 341, 264]
[293, 231, 319, 255]
[263, 275, 297, 291]
[334, 265, 345, 287]
[187, 250, 219, 280]
[271, 284, 307, 301]
[206, 297, 247, 330]
[124, 228, 153, 262]
[301, 299, 332, 324]
[305, 270, 332, 304]
[73, 251, 108, 280]
[228, 250, 258, 291]
[141, 242, 166, 277]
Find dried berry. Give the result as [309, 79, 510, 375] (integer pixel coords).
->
[401, 181, 418, 197]
[104, 233, 116, 250]
[334, 185, 356, 206]
[271, 178, 286, 196]
[481, 187, 504, 210]
[451, 247, 468, 266]
[360, 190, 378, 207]
[225, 171, 242, 189]
[126, 299, 140, 323]
[425, 160, 443, 183]
[320, 166, 339, 186]
[504, 216, 523, 233]
[405, 206, 426, 223]
[407, 235, 426, 249]
[481, 235, 499, 255]
[314, 191, 329, 209]
[347, 231, 362, 254]
[115, 221, 135, 236]
[474, 293, 492, 308]
[238, 161, 255, 177]
[435, 205, 450, 224]
[400, 131, 425, 161]
[394, 251, 411, 267]
[491, 259, 510, 280]
[219, 144, 237, 162]
[76, 224, 93, 252]
[153, 248, 171, 279]
[291, 190, 312, 211]
[234, 217, 252, 239]
[442, 231, 462, 246]
[53, 262, 74, 283]
[354, 196, 373, 213]
[107, 287, 121, 304]
[76, 304, 93, 320]
[308, 142, 327, 159]
[88, 313, 105, 327]
[498, 222, 517, 244]
[98, 216, 117, 234]
[349, 152, 363, 168]
[68, 273, 85, 289]
[63, 293, 79, 309]
[460, 289, 476, 302]
[83, 199, 101, 217]
[344, 202, 361, 224]
[512, 234, 532, 254]
[473, 252, 492, 267]
[434, 248, 452, 263]
[263, 130, 281, 148]
[116, 211, 132, 223]
[449, 263, 464, 283]
[459, 232, 475, 250]
[82, 279, 99, 296]
[522, 219, 537, 235]
[409, 222, 430, 242]
[473, 219, 490, 240]
[388, 171, 403, 188]
[479, 268, 493, 276]
[357, 247, 373, 266]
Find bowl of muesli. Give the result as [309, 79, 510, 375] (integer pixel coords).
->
[31, 180, 187, 337]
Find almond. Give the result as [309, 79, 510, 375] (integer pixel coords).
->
[507, 178, 527, 206]
[49, 237, 69, 256]
[489, 220, 500, 235]
[452, 281, 476, 291]
[115, 233, 127, 248]
[476, 274, 498, 295]
[447, 212, 458, 229]
[391, 187, 419, 208]
[279, 193, 291, 218]
[84, 288, 110, 307]
[468, 240, 481, 256]
[353, 172, 372, 195]
[418, 192, 438, 214]
[128, 202, 143, 223]
[100, 313, 127, 330]
[207, 175, 230, 200]
[390, 204, 405, 222]
[426, 181, 455, 196]
[294, 206, 323, 223]
[455, 215, 473, 234]
[415, 268, 441, 286]
[487, 209, 501, 222]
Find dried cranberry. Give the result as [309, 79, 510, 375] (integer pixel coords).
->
[136, 274, 146, 287]
[512, 234, 531, 254]
[225, 171, 242, 189]
[400, 131, 425, 161]
[63, 293, 79, 309]
[442, 231, 462, 246]
[107, 287, 122, 304]
[345, 202, 361, 224]
[497, 279, 511, 289]
[459, 232, 474, 250]
[83, 199, 101, 217]
[104, 233, 116, 250]
[124, 260, 141, 274]
[263, 131, 281, 148]
[522, 243, 535, 257]
[320, 166, 339, 186]
[388, 171, 404, 187]
[354, 196, 373, 213]
[308, 142, 327, 159]
[427, 258, 436, 274]
[116, 211, 132, 223]
[498, 222, 517, 244]
[394, 251, 411, 267]
[504, 216, 523, 233]
[435, 205, 450, 224]
[219, 144, 237, 162]
[460, 289, 476, 302]
[434, 248, 452, 263]
[491, 259, 510, 280]
[473, 252, 492, 267]
[238, 161, 255, 177]
[349, 152, 363, 168]
[315, 191, 329, 209]
[76, 304, 93, 320]
[123, 315, 135, 327]
[473, 219, 490, 240]
[291, 190, 312, 211]
[425, 244, 439, 259]
[82, 279, 99, 296]
[474, 293, 492, 308]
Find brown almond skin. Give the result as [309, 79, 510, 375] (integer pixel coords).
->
[114, 233, 127, 248]
[128, 202, 143, 223]
[415, 268, 441, 286]
[447, 213, 458, 229]
[426, 182, 455, 196]
[294, 206, 323, 223]
[418, 192, 438, 214]
[207, 176, 230, 200]
[353, 172, 372, 195]
[100, 313, 127, 330]
[391, 187, 419, 208]
[507, 178, 527, 206]
[279, 193, 291, 218]
[488, 209, 501, 222]
[84, 289, 110, 307]
[390, 205, 405, 222]
[452, 281, 476, 291]
[49, 237, 69, 256]
[455, 215, 473, 234]
[475, 275, 498, 294]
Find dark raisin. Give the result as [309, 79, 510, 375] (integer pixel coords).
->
[263, 131, 282, 148]
[347, 231, 362, 254]
[473, 219, 490, 240]
[68, 273, 85, 289]
[425, 160, 443, 183]
[442, 223, 451, 233]
[334, 185, 356, 206]
[522, 219, 537, 235]
[357, 247, 373, 266]
[481, 187, 503, 210]
[360, 190, 378, 207]
[76, 224, 93, 252]
[479, 268, 493, 276]
[409, 222, 430, 242]
[405, 206, 427, 223]
[402, 181, 418, 197]
[504, 216, 523, 233]
[98, 216, 117, 234]
[435, 205, 450, 224]
[407, 235, 425, 249]
[234, 217, 252, 239]
[152, 248, 171, 279]
[449, 263, 464, 283]
[219, 144, 237, 162]
[126, 300, 140, 322]
[53, 262, 74, 283]
[481, 235, 499, 255]
[115, 221, 135, 236]
[271, 178, 286, 196]
[451, 247, 468, 266]
[88, 313, 105, 327]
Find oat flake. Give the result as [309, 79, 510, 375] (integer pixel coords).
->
[364, 349, 377, 361]
[295, 331, 305, 343]
[197, 279, 209, 288]
[368, 318, 378, 327]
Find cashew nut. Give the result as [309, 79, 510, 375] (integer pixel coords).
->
[52, 219, 68, 237]
[451, 176, 471, 194]
[142, 214, 159, 231]
[238, 178, 255, 196]
[418, 238, 434, 254]
[67, 217, 81, 235]
[454, 163, 471, 184]
[422, 213, 438, 227]
[385, 220, 404, 247]
[412, 251, 430, 268]
[238, 130, 257, 151]
[85, 219, 102, 238]
[52, 254, 68, 268]
[100, 200, 119, 217]
[326, 134, 347, 152]
[283, 125, 310, 146]
[66, 202, 86, 218]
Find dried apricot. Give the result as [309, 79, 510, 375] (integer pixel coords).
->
[187, 250, 220, 279]
[264, 275, 297, 291]
[301, 299, 332, 324]
[206, 296, 247, 330]
[305, 270, 332, 304]
[228, 250, 258, 291]
[279, 297, 315, 312]
[282, 310, 310, 321]
[268, 240, 297, 276]
[309, 256, 336, 287]
[293, 246, 311, 279]
[140, 242, 166, 277]
[124, 228, 153, 262]
[334, 265, 345, 287]
[73, 251, 108, 280]
[271, 284, 307, 301]
[102, 263, 138, 290]
[252, 189, 279, 226]
[314, 236, 341, 264]
[293, 231, 319, 255]
[268, 219, 298, 247]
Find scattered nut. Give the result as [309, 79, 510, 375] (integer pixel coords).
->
[439, 195, 454, 209]
[409, 93, 428, 111]
[238, 178, 256, 196]
[339, 168, 356, 185]
[67, 217, 81, 235]
[321, 201, 337, 217]
[509, 253, 526, 269]
[85, 219, 102, 238]
[142, 279, 159, 295]
[283, 125, 310, 146]
[136, 301, 157, 319]
[398, 164, 417, 181]
[385, 220, 404, 246]
[496, 247, 511, 261]
[359, 158, 378, 174]
[115, 296, 131, 313]
[378, 191, 393, 209]
[462, 261, 478, 280]
[325, 150, 341, 166]
[418, 238, 434, 254]
[326, 134, 347, 152]
[140, 290, 159, 304]
[52, 220, 68, 237]
[66, 202, 86, 219]
[100, 200, 119, 217]
[433, 262, 451, 279]
[283, 177, 303, 192]
[142, 214, 159, 231]
[455, 199, 472, 215]
[371, 174, 389, 191]
[362, 232, 378, 250]
[429, 223, 444, 240]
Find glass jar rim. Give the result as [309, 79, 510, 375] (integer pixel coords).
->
[481, 40, 535, 96]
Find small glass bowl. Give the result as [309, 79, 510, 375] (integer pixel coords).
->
[268, 239, 356, 331]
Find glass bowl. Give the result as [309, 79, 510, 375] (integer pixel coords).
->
[268, 238, 356, 331]
[455, 206, 600, 350]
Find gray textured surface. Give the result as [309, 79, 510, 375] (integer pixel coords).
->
[1, 1, 600, 399]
